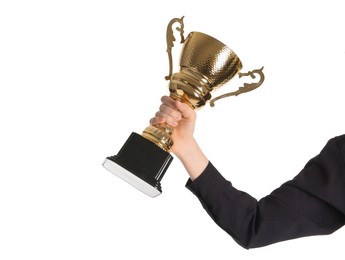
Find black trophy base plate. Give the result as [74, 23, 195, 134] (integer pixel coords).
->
[103, 132, 173, 197]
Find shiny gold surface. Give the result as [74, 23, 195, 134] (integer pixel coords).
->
[165, 16, 185, 80]
[179, 32, 243, 92]
[142, 124, 173, 152]
[169, 67, 211, 108]
[210, 66, 265, 107]
[142, 17, 265, 152]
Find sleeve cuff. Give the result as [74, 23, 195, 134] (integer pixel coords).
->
[185, 161, 229, 203]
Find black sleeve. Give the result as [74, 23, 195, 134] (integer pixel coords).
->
[186, 135, 345, 249]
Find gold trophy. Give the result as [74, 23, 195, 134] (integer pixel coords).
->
[103, 17, 265, 197]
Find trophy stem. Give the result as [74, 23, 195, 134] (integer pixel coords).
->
[142, 123, 174, 152]
[142, 67, 213, 152]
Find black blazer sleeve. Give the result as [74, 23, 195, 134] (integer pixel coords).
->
[186, 135, 345, 249]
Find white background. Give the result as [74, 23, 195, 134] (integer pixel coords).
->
[1, 0, 344, 259]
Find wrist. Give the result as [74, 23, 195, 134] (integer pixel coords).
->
[174, 138, 208, 181]
[173, 138, 198, 159]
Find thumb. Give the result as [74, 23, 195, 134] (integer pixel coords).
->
[176, 100, 195, 120]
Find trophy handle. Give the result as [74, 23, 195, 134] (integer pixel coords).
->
[142, 17, 186, 152]
[210, 67, 265, 107]
[165, 16, 185, 80]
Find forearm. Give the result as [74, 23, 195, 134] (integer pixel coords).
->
[174, 138, 209, 181]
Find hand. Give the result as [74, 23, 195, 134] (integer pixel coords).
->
[150, 95, 208, 180]
[150, 96, 196, 158]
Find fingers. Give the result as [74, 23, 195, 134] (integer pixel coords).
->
[149, 96, 178, 126]
[150, 95, 195, 126]
[153, 111, 179, 126]
[150, 113, 178, 127]
[149, 116, 165, 126]
[161, 96, 194, 119]
[159, 103, 181, 120]
[160, 96, 179, 110]
[175, 100, 196, 120]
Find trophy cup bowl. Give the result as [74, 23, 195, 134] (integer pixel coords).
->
[103, 17, 264, 197]
[168, 31, 243, 108]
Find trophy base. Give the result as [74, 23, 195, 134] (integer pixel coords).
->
[103, 132, 173, 197]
